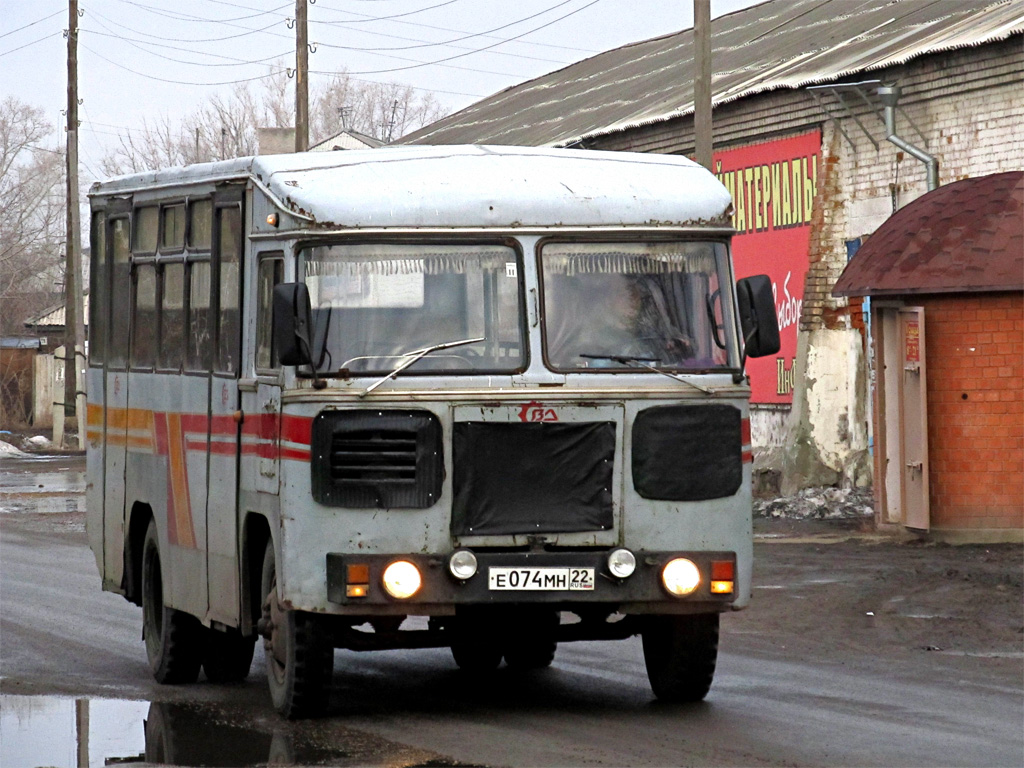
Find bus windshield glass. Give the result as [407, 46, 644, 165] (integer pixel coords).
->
[541, 241, 734, 371]
[302, 242, 526, 374]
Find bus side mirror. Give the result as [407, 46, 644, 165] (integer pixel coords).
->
[736, 275, 781, 359]
[273, 282, 314, 366]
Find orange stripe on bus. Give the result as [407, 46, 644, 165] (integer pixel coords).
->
[166, 412, 196, 549]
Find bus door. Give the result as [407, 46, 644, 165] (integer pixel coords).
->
[205, 194, 245, 625]
[103, 212, 132, 591]
[248, 251, 285, 496]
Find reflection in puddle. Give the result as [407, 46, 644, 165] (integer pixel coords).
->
[0, 696, 353, 767]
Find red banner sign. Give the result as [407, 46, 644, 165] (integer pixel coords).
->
[714, 130, 821, 404]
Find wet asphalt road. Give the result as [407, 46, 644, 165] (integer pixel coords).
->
[1, 453, 1022, 767]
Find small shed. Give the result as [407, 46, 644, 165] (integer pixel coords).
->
[834, 172, 1023, 542]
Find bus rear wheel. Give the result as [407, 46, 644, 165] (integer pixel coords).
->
[260, 541, 333, 718]
[641, 613, 719, 702]
[141, 520, 203, 684]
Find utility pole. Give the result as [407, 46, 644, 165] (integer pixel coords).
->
[64, 0, 85, 449]
[295, 0, 309, 152]
[693, 0, 713, 170]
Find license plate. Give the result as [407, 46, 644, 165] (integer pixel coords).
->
[488, 567, 595, 591]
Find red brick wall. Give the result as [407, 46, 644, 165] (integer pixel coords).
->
[921, 292, 1023, 530]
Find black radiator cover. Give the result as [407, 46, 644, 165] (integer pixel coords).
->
[452, 421, 615, 537]
[631, 405, 742, 501]
[311, 410, 443, 509]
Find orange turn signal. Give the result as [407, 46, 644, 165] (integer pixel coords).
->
[710, 580, 734, 594]
[346, 584, 368, 598]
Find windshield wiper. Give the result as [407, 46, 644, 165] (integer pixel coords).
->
[579, 354, 714, 395]
[360, 336, 485, 397]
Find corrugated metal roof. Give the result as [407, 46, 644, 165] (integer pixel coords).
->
[24, 296, 90, 329]
[832, 171, 1023, 296]
[399, 0, 1024, 148]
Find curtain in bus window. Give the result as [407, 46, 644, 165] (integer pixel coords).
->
[108, 218, 131, 367]
[160, 262, 185, 370]
[217, 206, 241, 374]
[132, 264, 157, 368]
[89, 212, 107, 364]
[187, 260, 212, 371]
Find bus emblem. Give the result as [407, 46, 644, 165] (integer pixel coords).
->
[518, 401, 558, 423]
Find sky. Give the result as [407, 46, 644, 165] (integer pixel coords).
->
[1, 0, 763, 184]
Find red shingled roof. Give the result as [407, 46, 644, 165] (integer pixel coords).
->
[833, 171, 1023, 297]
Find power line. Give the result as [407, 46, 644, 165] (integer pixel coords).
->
[86, 7, 287, 45]
[83, 26, 291, 68]
[313, 0, 599, 55]
[80, 41, 289, 87]
[339, 0, 603, 76]
[0, 9, 63, 40]
[0, 31, 61, 59]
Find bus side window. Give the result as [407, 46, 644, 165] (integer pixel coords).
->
[189, 199, 212, 250]
[133, 206, 158, 254]
[256, 256, 284, 371]
[108, 217, 132, 368]
[187, 260, 213, 371]
[216, 206, 242, 374]
[132, 264, 158, 369]
[160, 262, 185, 371]
[161, 204, 185, 252]
[89, 211, 107, 365]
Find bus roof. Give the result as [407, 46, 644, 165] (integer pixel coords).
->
[89, 145, 733, 231]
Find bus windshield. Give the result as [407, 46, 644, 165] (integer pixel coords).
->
[541, 241, 734, 371]
[302, 242, 526, 374]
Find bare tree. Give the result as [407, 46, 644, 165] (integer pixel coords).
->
[101, 68, 450, 175]
[311, 72, 447, 143]
[0, 97, 65, 425]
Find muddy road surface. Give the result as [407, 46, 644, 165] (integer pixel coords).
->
[1, 454, 1021, 767]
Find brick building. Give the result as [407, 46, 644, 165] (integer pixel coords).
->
[400, 0, 1024, 496]
[834, 172, 1023, 542]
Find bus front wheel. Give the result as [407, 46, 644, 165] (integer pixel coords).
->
[641, 613, 719, 702]
[260, 542, 333, 718]
[141, 521, 203, 684]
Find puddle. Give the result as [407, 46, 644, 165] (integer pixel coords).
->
[0, 457, 86, 515]
[0, 696, 355, 767]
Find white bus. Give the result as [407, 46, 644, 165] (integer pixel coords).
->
[86, 145, 779, 718]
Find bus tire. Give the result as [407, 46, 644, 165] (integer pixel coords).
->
[202, 627, 256, 683]
[641, 613, 719, 702]
[261, 542, 333, 718]
[503, 608, 558, 670]
[141, 521, 203, 684]
[449, 610, 503, 671]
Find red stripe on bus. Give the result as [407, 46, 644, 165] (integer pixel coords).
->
[742, 450, 753, 464]
[281, 415, 312, 446]
[281, 448, 311, 462]
[741, 418, 751, 446]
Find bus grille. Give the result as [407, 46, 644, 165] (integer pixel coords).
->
[311, 410, 442, 508]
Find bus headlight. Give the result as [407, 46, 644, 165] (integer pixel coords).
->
[607, 548, 636, 578]
[382, 561, 422, 599]
[662, 558, 700, 596]
[448, 550, 478, 580]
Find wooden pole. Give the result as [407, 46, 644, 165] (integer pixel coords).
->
[64, 0, 85, 449]
[295, 0, 309, 152]
[693, 0, 713, 170]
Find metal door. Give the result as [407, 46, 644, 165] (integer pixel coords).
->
[899, 307, 929, 530]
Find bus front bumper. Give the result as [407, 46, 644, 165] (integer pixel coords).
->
[325, 549, 738, 614]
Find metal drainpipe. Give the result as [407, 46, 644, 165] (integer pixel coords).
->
[878, 84, 939, 191]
